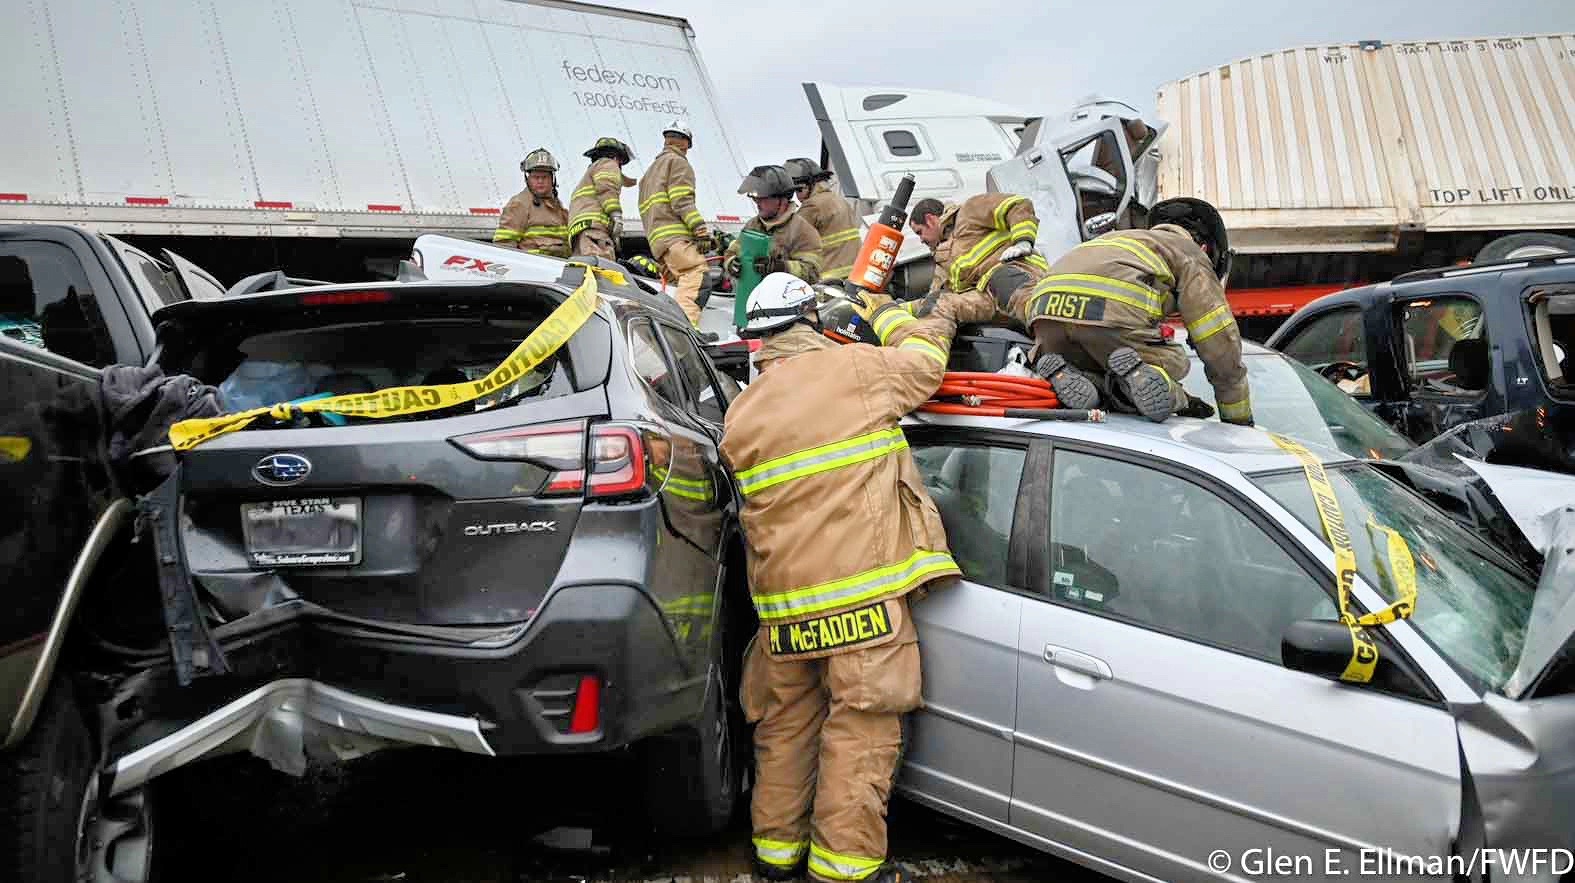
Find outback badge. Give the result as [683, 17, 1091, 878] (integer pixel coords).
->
[253, 453, 312, 486]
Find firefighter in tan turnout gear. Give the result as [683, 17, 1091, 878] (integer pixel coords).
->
[1017, 197, 1253, 424]
[494, 148, 570, 257]
[723, 165, 824, 284]
[638, 120, 716, 336]
[902, 192, 1049, 330]
[907, 198, 958, 298]
[568, 137, 636, 261]
[784, 158, 861, 281]
[722, 273, 961, 883]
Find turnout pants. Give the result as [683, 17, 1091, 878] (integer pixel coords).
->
[1029, 319, 1193, 408]
[572, 227, 617, 261]
[742, 596, 922, 882]
[659, 239, 708, 327]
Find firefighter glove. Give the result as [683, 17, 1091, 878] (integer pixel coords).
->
[999, 241, 1034, 263]
[724, 254, 742, 277]
[849, 290, 894, 323]
[610, 216, 624, 242]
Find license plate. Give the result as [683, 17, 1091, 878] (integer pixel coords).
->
[240, 497, 362, 567]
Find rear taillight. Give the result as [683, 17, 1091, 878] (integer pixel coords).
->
[587, 425, 646, 499]
[568, 675, 602, 734]
[450, 420, 657, 500]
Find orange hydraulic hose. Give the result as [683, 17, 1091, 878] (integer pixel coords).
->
[920, 372, 1105, 421]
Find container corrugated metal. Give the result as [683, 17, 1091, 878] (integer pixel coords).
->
[1156, 33, 1575, 252]
[0, 0, 752, 237]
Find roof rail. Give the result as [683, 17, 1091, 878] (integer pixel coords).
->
[1390, 254, 1575, 285]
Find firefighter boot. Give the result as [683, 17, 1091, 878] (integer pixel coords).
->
[863, 864, 912, 883]
[753, 854, 807, 882]
[1033, 353, 1101, 409]
[1106, 346, 1177, 422]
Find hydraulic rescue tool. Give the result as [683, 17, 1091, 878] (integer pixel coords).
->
[815, 174, 1103, 423]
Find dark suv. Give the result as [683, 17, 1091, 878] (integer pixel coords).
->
[82, 263, 751, 870]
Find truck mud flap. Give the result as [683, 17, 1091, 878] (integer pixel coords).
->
[138, 467, 229, 685]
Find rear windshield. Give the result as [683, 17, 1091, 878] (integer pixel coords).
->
[193, 317, 575, 420]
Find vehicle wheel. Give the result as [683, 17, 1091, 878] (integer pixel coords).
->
[1474, 233, 1575, 263]
[0, 677, 157, 883]
[641, 664, 741, 838]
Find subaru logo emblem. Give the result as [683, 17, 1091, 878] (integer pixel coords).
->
[253, 453, 312, 486]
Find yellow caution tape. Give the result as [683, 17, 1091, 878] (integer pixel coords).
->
[1268, 433, 1379, 682]
[169, 270, 602, 452]
[1361, 517, 1419, 626]
[0, 435, 33, 463]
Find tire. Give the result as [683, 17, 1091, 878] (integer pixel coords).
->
[1, 678, 94, 883]
[0, 677, 159, 883]
[1474, 233, 1575, 263]
[641, 663, 741, 838]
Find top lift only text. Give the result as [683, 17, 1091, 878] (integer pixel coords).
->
[1432, 185, 1575, 203]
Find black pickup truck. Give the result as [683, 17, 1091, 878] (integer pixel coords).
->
[0, 224, 228, 883]
[1266, 254, 1575, 474]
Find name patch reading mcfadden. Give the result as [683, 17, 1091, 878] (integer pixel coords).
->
[768, 602, 893, 656]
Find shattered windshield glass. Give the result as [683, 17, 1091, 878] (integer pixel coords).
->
[1255, 463, 1537, 695]
[209, 318, 568, 419]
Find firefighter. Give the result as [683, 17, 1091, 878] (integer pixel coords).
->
[494, 148, 570, 257]
[722, 165, 824, 284]
[638, 120, 716, 336]
[723, 271, 961, 883]
[907, 198, 957, 298]
[1018, 197, 1253, 424]
[784, 158, 861, 281]
[568, 137, 636, 261]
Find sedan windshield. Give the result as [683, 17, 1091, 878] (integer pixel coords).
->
[1181, 353, 1414, 461]
[1254, 463, 1537, 695]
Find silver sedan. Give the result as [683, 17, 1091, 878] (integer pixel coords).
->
[899, 411, 1573, 883]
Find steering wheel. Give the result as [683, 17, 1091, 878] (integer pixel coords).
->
[1317, 361, 1367, 383]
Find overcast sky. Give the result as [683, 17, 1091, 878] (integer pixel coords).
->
[629, 0, 1575, 170]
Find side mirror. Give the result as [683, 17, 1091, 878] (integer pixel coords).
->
[1083, 213, 1118, 239]
[1281, 619, 1381, 682]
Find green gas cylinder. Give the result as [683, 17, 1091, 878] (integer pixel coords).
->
[733, 228, 773, 329]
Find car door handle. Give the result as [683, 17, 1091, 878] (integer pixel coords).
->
[1044, 645, 1112, 680]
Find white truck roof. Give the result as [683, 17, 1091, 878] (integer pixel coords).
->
[0, 0, 754, 238]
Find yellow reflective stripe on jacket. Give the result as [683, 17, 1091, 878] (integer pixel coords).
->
[872, 307, 916, 343]
[821, 228, 862, 246]
[668, 185, 695, 199]
[1024, 254, 1049, 271]
[1218, 397, 1252, 421]
[808, 843, 884, 881]
[754, 838, 809, 868]
[493, 229, 524, 242]
[682, 210, 705, 229]
[601, 198, 622, 211]
[823, 264, 853, 279]
[1009, 219, 1039, 243]
[524, 225, 569, 237]
[647, 223, 690, 243]
[753, 549, 957, 622]
[736, 428, 908, 497]
[992, 195, 1025, 229]
[571, 211, 609, 227]
[639, 192, 671, 213]
[950, 231, 1010, 290]
[899, 336, 947, 365]
[593, 172, 622, 185]
[1033, 273, 1165, 317]
[1075, 236, 1174, 283]
[1186, 304, 1234, 343]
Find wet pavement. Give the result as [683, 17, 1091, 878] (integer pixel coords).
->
[155, 748, 1108, 882]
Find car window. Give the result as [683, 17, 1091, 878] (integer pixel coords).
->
[629, 320, 684, 408]
[1400, 295, 1487, 393]
[912, 443, 1025, 588]
[1047, 450, 1334, 662]
[1279, 307, 1366, 375]
[114, 242, 183, 313]
[659, 324, 727, 423]
[1179, 353, 1414, 461]
[0, 240, 116, 367]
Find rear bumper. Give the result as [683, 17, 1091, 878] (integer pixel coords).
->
[102, 582, 706, 784]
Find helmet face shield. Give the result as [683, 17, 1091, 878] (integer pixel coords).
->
[739, 165, 796, 199]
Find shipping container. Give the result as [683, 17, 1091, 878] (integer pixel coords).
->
[0, 0, 752, 280]
[1157, 33, 1575, 291]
